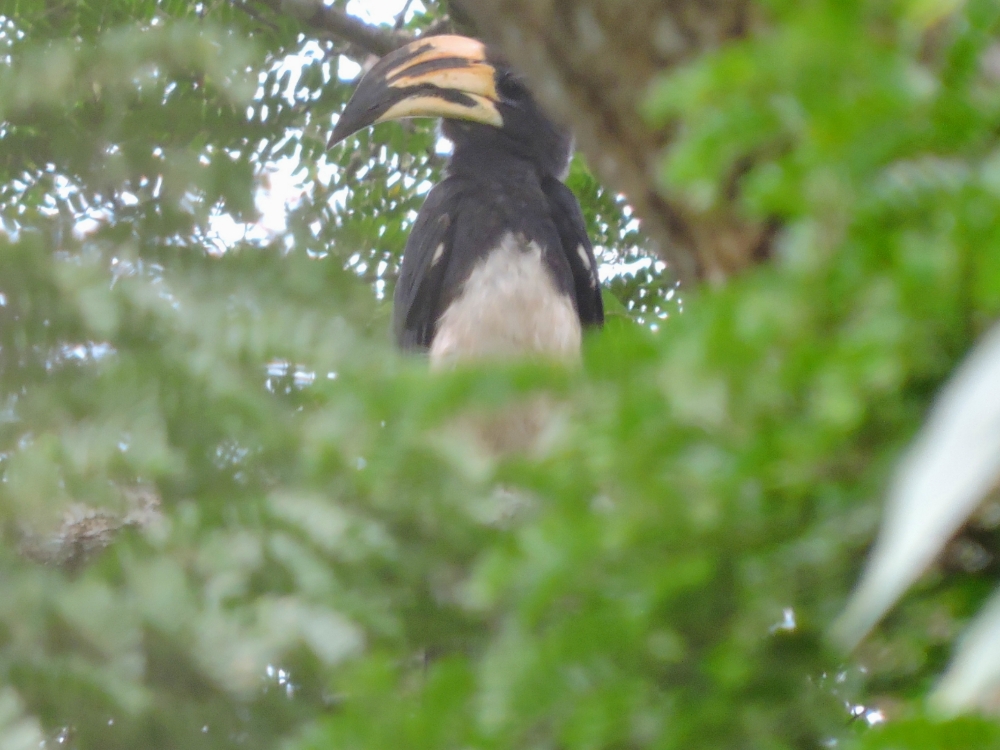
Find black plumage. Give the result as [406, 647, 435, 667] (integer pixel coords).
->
[329, 36, 603, 362]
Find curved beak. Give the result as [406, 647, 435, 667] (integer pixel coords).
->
[328, 35, 503, 148]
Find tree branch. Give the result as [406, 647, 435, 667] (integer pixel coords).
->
[254, 0, 413, 57]
[305, 2, 410, 56]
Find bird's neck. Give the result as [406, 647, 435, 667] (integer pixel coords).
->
[445, 122, 567, 182]
[448, 140, 544, 182]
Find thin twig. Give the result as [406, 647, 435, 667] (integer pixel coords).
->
[394, 0, 415, 30]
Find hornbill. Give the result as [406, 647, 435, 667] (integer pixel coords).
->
[329, 35, 603, 367]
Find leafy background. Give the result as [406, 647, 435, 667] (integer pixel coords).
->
[1, 0, 999, 748]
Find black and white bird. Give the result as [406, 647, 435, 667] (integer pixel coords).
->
[329, 35, 603, 367]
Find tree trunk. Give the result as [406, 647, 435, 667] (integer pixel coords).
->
[452, 0, 771, 285]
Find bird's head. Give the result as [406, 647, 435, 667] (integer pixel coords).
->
[328, 35, 572, 178]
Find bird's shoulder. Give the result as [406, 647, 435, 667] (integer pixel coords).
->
[392, 180, 463, 349]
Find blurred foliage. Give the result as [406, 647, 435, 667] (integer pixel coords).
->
[0, 0, 999, 748]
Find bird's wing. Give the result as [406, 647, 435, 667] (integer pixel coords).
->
[542, 176, 604, 327]
[392, 180, 460, 350]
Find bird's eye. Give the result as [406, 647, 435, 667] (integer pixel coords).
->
[496, 71, 527, 102]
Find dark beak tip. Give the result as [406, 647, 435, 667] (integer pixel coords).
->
[329, 97, 384, 149]
[327, 120, 353, 150]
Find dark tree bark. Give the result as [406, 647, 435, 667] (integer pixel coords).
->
[451, 0, 770, 285]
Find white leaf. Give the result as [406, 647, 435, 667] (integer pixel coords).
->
[832, 321, 1000, 651]
[933, 585, 1000, 713]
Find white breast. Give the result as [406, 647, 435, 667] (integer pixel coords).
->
[429, 233, 581, 368]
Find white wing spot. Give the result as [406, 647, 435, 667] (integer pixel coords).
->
[430, 243, 445, 266]
[576, 244, 596, 285]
